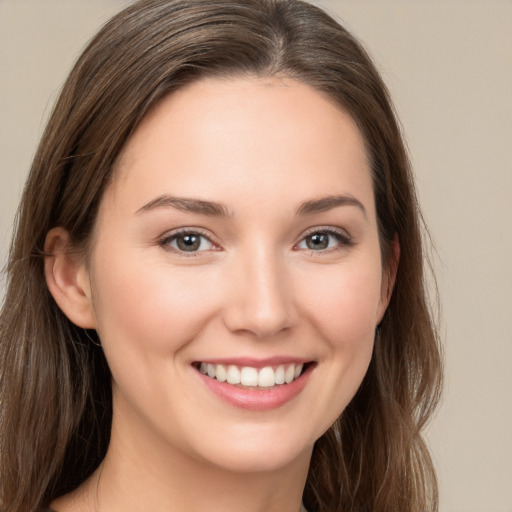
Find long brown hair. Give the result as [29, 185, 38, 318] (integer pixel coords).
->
[0, 1, 442, 511]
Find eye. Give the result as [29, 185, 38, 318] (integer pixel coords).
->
[296, 228, 352, 252]
[160, 230, 216, 253]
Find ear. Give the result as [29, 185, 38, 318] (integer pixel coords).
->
[376, 233, 400, 324]
[44, 227, 96, 329]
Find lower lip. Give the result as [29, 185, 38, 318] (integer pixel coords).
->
[196, 365, 313, 411]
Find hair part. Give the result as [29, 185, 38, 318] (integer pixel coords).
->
[0, 1, 442, 511]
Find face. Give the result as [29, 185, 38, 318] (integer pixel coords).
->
[85, 76, 392, 473]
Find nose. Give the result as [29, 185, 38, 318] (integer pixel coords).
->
[222, 248, 299, 338]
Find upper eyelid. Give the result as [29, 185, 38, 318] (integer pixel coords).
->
[157, 225, 352, 248]
[294, 226, 354, 253]
[158, 227, 220, 248]
[298, 225, 351, 240]
[160, 227, 215, 240]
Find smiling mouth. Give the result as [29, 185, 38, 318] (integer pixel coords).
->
[193, 362, 313, 389]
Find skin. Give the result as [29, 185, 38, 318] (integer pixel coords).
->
[46, 76, 397, 512]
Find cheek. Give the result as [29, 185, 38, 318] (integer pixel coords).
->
[300, 259, 383, 347]
[89, 246, 222, 357]
[297, 258, 382, 425]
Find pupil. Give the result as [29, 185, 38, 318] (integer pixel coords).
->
[307, 233, 329, 250]
[178, 234, 200, 251]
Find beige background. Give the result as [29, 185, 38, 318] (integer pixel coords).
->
[0, 1, 511, 511]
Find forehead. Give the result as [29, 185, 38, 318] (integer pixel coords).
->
[108, 76, 373, 216]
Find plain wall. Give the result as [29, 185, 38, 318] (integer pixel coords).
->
[1, 1, 511, 511]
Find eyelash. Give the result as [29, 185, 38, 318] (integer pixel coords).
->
[295, 226, 354, 255]
[158, 228, 219, 257]
[158, 226, 353, 257]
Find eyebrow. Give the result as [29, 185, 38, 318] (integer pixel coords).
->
[136, 193, 366, 218]
[296, 195, 367, 218]
[136, 195, 231, 217]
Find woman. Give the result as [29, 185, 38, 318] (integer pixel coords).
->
[0, 1, 442, 511]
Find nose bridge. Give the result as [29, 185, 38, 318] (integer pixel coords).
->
[223, 243, 297, 337]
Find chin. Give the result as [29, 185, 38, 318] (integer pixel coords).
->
[201, 443, 312, 475]
[185, 421, 318, 474]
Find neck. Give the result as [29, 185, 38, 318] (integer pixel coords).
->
[57, 407, 312, 512]
[101, 453, 309, 512]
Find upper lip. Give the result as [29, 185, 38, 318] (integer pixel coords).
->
[192, 356, 313, 369]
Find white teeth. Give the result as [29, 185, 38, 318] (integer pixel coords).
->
[215, 364, 227, 382]
[198, 362, 306, 388]
[258, 366, 275, 387]
[240, 367, 258, 386]
[275, 365, 285, 385]
[226, 365, 241, 385]
[284, 365, 295, 384]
